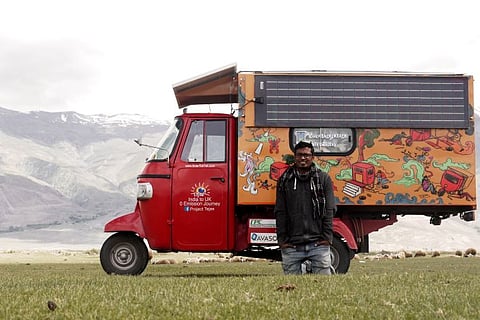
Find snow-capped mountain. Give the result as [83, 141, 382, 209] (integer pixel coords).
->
[0, 107, 168, 146]
[0, 107, 478, 252]
[0, 107, 169, 248]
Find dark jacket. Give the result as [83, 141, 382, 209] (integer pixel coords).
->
[275, 165, 336, 245]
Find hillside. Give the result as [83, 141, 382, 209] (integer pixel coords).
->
[0, 107, 167, 249]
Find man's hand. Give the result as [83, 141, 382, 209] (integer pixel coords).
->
[279, 243, 294, 249]
[316, 240, 331, 246]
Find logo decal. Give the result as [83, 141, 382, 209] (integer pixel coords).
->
[179, 182, 221, 213]
[250, 232, 277, 244]
[249, 219, 276, 228]
[191, 182, 210, 198]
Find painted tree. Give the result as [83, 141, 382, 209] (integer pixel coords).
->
[357, 129, 381, 161]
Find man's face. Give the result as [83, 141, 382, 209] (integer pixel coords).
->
[294, 146, 313, 172]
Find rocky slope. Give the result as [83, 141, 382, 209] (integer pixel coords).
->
[0, 107, 167, 247]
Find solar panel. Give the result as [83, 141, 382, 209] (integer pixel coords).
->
[253, 75, 469, 128]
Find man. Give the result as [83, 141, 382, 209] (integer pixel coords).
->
[274, 141, 336, 275]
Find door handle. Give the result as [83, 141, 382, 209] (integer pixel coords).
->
[211, 177, 225, 183]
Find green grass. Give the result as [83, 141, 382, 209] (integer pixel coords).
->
[0, 256, 479, 319]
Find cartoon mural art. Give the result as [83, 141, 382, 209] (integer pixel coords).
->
[238, 150, 259, 195]
[246, 128, 282, 154]
[237, 128, 289, 202]
[238, 150, 280, 195]
[375, 170, 389, 188]
[380, 131, 408, 145]
[237, 125, 475, 207]
[357, 129, 381, 161]
[269, 161, 290, 181]
[258, 179, 273, 190]
[341, 127, 476, 206]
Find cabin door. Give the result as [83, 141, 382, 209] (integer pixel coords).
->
[171, 119, 230, 251]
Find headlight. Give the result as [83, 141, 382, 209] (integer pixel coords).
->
[137, 182, 153, 200]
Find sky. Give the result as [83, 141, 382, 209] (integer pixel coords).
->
[0, 0, 479, 121]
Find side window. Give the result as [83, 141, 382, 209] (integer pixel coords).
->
[291, 128, 355, 155]
[181, 120, 226, 162]
[181, 121, 203, 162]
[206, 121, 226, 162]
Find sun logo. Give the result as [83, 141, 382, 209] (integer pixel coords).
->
[191, 182, 210, 198]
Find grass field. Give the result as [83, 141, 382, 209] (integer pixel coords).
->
[0, 251, 479, 319]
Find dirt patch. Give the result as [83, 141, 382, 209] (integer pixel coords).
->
[0, 250, 100, 264]
[0, 249, 226, 265]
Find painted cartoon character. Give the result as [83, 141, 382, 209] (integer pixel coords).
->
[380, 132, 408, 145]
[258, 179, 273, 190]
[248, 128, 281, 154]
[269, 137, 281, 154]
[376, 170, 389, 188]
[238, 151, 259, 195]
[421, 175, 437, 194]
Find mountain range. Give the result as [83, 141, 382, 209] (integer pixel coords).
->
[0, 107, 168, 249]
[0, 107, 479, 252]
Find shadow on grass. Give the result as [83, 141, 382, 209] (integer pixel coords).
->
[143, 273, 277, 278]
[140, 260, 284, 278]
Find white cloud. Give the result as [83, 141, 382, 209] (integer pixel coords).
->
[0, 0, 479, 120]
[0, 37, 99, 108]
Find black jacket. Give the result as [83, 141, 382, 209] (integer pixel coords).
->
[275, 165, 335, 245]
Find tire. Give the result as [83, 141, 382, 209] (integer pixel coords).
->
[100, 233, 149, 275]
[330, 237, 351, 274]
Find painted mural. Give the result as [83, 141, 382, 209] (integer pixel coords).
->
[237, 122, 476, 207]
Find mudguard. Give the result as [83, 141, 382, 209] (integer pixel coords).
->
[333, 218, 358, 251]
[104, 204, 146, 238]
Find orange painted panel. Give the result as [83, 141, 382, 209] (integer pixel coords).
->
[237, 123, 476, 208]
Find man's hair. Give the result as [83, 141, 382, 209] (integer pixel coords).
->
[294, 141, 314, 154]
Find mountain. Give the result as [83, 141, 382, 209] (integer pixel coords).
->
[0, 107, 169, 249]
[0, 107, 478, 252]
[0, 107, 165, 146]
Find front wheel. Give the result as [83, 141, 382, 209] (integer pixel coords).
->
[331, 237, 352, 274]
[100, 233, 149, 275]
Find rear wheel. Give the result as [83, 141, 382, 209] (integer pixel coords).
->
[100, 233, 149, 275]
[331, 237, 352, 274]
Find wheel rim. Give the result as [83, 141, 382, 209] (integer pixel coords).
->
[330, 246, 339, 270]
[110, 242, 136, 271]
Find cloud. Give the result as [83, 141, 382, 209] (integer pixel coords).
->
[0, 1, 479, 120]
[0, 37, 100, 110]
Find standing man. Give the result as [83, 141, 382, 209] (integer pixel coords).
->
[275, 141, 336, 275]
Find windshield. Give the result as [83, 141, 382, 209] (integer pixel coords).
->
[148, 117, 183, 160]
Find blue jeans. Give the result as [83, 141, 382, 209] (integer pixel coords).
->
[281, 243, 332, 275]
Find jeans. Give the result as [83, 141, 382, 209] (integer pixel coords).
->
[281, 242, 332, 275]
